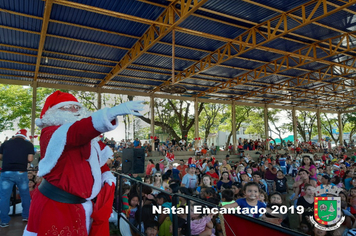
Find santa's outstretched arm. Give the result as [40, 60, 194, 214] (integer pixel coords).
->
[64, 101, 144, 148]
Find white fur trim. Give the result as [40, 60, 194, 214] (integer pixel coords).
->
[91, 108, 119, 133]
[50, 101, 82, 111]
[35, 118, 43, 128]
[38, 123, 72, 177]
[23, 225, 37, 236]
[15, 134, 27, 139]
[82, 200, 93, 235]
[101, 171, 116, 187]
[99, 145, 114, 167]
[86, 140, 102, 200]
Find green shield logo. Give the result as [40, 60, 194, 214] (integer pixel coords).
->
[314, 197, 341, 225]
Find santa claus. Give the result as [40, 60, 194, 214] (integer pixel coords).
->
[24, 91, 144, 236]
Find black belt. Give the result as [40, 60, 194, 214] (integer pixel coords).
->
[38, 179, 87, 204]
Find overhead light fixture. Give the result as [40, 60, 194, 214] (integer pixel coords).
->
[160, 84, 187, 94]
[45, 57, 48, 64]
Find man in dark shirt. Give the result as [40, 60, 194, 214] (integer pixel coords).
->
[0, 129, 34, 227]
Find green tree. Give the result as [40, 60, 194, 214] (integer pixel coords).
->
[321, 113, 348, 144]
[199, 103, 226, 142]
[137, 99, 204, 141]
[244, 108, 265, 137]
[0, 85, 56, 133]
[219, 106, 254, 147]
[283, 110, 317, 142]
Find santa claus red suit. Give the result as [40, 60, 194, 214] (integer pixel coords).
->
[24, 91, 143, 236]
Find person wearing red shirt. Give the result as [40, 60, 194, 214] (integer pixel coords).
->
[146, 159, 155, 176]
[176, 159, 188, 179]
[206, 168, 219, 186]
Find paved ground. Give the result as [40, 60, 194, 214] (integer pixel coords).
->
[0, 215, 26, 236]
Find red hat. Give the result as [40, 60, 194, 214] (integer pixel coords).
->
[36, 91, 81, 127]
[15, 129, 27, 139]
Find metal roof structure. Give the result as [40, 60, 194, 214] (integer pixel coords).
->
[1, 0, 356, 112]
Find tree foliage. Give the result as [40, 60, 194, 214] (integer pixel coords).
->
[199, 103, 226, 141]
[137, 99, 204, 141]
[0, 85, 57, 133]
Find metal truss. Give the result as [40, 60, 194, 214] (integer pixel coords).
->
[150, 0, 356, 94]
[96, 0, 208, 87]
[33, 0, 53, 81]
[232, 56, 356, 101]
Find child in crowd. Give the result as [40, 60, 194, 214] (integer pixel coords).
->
[291, 160, 299, 177]
[274, 170, 288, 203]
[349, 187, 356, 215]
[157, 193, 172, 236]
[190, 204, 215, 236]
[259, 190, 268, 205]
[126, 194, 139, 225]
[240, 172, 250, 187]
[220, 189, 235, 207]
[145, 220, 159, 236]
[231, 182, 243, 200]
[252, 171, 268, 194]
[121, 184, 130, 212]
[269, 192, 283, 204]
[28, 179, 36, 199]
[222, 182, 266, 218]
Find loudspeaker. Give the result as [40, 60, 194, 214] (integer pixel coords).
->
[122, 148, 145, 174]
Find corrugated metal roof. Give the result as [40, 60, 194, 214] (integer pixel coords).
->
[1, 0, 355, 110]
[0, 11, 42, 32]
[39, 66, 105, 79]
[0, 0, 44, 17]
[148, 43, 209, 61]
[0, 61, 35, 71]
[0, 28, 40, 49]
[0, 51, 36, 64]
[44, 37, 127, 61]
[160, 31, 227, 52]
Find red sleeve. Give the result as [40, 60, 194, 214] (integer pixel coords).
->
[65, 117, 102, 148]
[101, 164, 110, 173]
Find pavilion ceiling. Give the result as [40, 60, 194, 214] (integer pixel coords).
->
[1, 0, 356, 112]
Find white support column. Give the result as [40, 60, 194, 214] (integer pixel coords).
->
[264, 104, 269, 150]
[232, 101, 237, 149]
[150, 96, 155, 151]
[317, 108, 321, 142]
[195, 97, 199, 148]
[338, 111, 343, 145]
[30, 82, 37, 143]
[97, 89, 102, 110]
[292, 107, 297, 146]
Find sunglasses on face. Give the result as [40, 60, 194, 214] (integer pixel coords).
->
[155, 175, 161, 177]
[60, 105, 81, 110]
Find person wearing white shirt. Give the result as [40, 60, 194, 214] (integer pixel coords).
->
[210, 143, 216, 155]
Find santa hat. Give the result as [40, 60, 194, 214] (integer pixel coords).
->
[15, 129, 27, 139]
[333, 163, 340, 169]
[36, 91, 82, 128]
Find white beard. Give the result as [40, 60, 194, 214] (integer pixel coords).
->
[40, 107, 92, 128]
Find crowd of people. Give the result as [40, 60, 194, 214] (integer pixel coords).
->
[1, 130, 356, 236]
[111, 137, 356, 236]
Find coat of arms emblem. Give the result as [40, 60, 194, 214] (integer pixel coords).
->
[309, 185, 345, 231]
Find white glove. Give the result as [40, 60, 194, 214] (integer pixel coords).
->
[107, 101, 144, 120]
